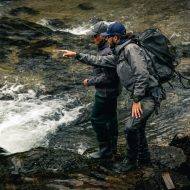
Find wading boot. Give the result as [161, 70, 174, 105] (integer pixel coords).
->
[114, 126, 140, 173]
[111, 136, 118, 156]
[89, 142, 113, 159]
[114, 158, 138, 174]
[138, 129, 152, 167]
[138, 152, 151, 167]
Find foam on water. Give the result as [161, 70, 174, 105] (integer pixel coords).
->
[0, 84, 83, 153]
[37, 19, 112, 35]
[60, 26, 92, 35]
[37, 19, 92, 35]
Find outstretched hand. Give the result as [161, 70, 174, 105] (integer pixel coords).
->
[132, 101, 143, 118]
[83, 79, 89, 87]
[54, 50, 77, 58]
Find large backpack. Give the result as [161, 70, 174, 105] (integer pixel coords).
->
[125, 28, 190, 87]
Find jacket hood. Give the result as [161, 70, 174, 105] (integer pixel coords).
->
[113, 39, 131, 55]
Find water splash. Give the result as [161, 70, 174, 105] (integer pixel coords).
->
[37, 19, 92, 35]
[0, 84, 84, 153]
[37, 19, 112, 35]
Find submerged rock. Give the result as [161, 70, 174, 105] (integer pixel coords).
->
[9, 7, 39, 16]
[78, 3, 95, 10]
[46, 19, 69, 29]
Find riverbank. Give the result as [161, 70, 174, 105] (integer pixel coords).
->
[0, 130, 190, 189]
[0, 0, 190, 189]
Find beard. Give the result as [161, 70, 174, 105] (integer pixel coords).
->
[109, 42, 116, 49]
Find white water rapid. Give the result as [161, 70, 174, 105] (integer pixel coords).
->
[0, 83, 83, 153]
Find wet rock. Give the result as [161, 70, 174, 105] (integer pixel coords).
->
[0, 36, 30, 47]
[134, 168, 162, 190]
[135, 169, 190, 190]
[78, 3, 95, 10]
[0, 148, 13, 178]
[170, 129, 190, 178]
[15, 57, 77, 94]
[0, 16, 91, 95]
[0, 49, 11, 62]
[8, 147, 88, 176]
[176, 42, 190, 58]
[9, 7, 39, 16]
[176, 58, 190, 76]
[89, 17, 104, 25]
[0, 144, 190, 189]
[16, 39, 59, 58]
[17, 48, 50, 58]
[0, 17, 53, 42]
[0, 0, 12, 2]
[150, 145, 186, 169]
[175, 43, 190, 76]
[0, 147, 8, 154]
[0, 16, 89, 64]
[30, 39, 59, 49]
[171, 171, 190, 190]
[170, 130, 190, 153]
[47, 19, 69, 29]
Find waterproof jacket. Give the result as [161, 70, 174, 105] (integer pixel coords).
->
[78, 41, 120, 98]
[76, 40, 159, 102]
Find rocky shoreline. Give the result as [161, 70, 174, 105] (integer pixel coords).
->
[0, 129, 190, 190]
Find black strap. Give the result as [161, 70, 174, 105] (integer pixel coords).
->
[175, 71, 190, 89]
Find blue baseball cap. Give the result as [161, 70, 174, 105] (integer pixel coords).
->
[101, 21, 126, 36]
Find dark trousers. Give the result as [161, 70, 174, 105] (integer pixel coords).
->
[91, 94, 118, 152]
[125, 97, 155, 162]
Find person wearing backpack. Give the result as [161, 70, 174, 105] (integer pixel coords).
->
[62, 21, 121, 159]
[59, 21, 166, 172]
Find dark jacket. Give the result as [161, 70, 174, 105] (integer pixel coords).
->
[78, 41, 120, 98]
[76, 40, 160, 102]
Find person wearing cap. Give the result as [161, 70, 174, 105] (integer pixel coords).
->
[60, 21, 165, 172]
[59, 21, 120, 159]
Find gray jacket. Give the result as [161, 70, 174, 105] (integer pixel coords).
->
[77, 41, 120, 98]
[76, 40, 160, 102]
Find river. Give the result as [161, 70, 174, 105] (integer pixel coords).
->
[0, 0, 190, 155]
[0, 1, 190, 189]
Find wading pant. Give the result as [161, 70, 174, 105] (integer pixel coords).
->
[91, 94, 118, 154]
[125, 97, 155, 163]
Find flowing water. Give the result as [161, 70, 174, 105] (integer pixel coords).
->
[0, 0, 190, 156]
[0, 83, 85, 153]
[147, 84, 190, 145]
